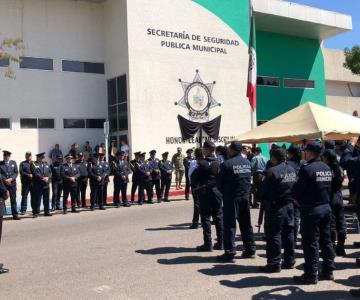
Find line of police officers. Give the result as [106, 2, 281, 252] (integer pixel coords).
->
[189, 139, 356, 287]
[0, 148, 176, 219]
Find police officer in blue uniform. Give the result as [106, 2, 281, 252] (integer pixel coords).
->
[293, 141, 335, 284]
[217, 141, 255, 260]
[148, 150, 162, 203]
[76, 153, 89, 208]
[322, 149, 346, 257]
[112, 150, 131, 207]
[184, 149, 193, 200]
[138, 152, 153, 205]
[31, 152, 52, 218]
[0, 151, 20, 220]
[19, 151, 34, 214]
[88, 153, 106, 210]
[258, 149, 297, 273]
[160, 152, 173, 202]
[192, 141, 223, 252]
[50, 154, 63, 211]
[100, 153, 110, 206]
[130, 152, 141, 204]
[61, 154, 80, 214]
[0, 173, 10, 274]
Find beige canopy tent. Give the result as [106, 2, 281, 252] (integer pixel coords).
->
[231, 102, 360, 144]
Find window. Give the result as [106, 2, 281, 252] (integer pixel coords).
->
[86, 119, 105, 129]
[118, 103, 128, 131]
[284, 78, 315, 89]
[0, 59, 10, 67]
[117, 75, 127, 103]
[20, 57, 53, 71]
[107, 79, 116, 106]
[38, 119, 55, 129]
[63, 119, 85, 129]
[257, 76, 280, 87]
[20, 118, 37, 129]
[0, 118, 10, 129]
[62, 60, 105, 74]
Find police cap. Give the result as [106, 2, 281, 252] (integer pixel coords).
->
[25, 151, 32, 156]
[203, 141, 216, 150]
[134, 151, 141, 156]
[287, 144, 300, 155]
[186, 148, 193, 154]
[162, 152, 169, 157]
[149, 150, 156, 155]
[324, 140, 335, 150]
[65, 154, 73, 159]
[229, 141, 242, 152]
[36, 152, 46, 158]
[304, 141, 322, 154]
[116, 150, 125, 156]
[3, 150, 12, 156]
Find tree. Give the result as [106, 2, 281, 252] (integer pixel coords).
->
[0, 36, 25, 78]
[344, 45, 360, 75]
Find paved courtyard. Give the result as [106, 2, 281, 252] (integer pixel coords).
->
[1, 197, 359, 299]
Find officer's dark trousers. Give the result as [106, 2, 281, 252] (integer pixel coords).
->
[199, 187, 223, 246]
[63, 185, 78, 210]
[6, 185, 18, 217]
[139, 180, 152, 203]
[294, 206, 301, 242]
[265, 203, 295, 267]
[192, 190, 200, 224]
[77, 177, 88, 207]
[51, 181, 62, 210]
[300, 204, 335, 277]
[33, 186, 50, 214]
[161, 178, 171, 200]
[113, 179, 128, 205]
[90, 183, 104, 208]
[151, 179, 161, 200]
[185, 174, 190, 198]
[0, 216, 3, 243]
[223, 198, 256, 255]
[103, 180, 109, 205]
[131, 180, 138, 202]
[330, 194, 346, 247]
[20, 181, 32, 212]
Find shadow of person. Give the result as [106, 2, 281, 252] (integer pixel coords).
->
[220, 276, 293, 289]
[198, 264, 260, 276]
[335, 261, 359, 271]
[251, 286, 351, 300]
[145, 223, 193, 231]
[135, 247, 196, 255]
[158, 255, 216, 265]
[336, 275, 360, 288]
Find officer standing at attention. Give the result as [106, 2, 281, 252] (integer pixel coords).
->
[76, 152, 89, 208]
[322, 149, 347, 257]
[257, 149, 297, 272]
[61, 154, 80, 214]
[31, 152, 52, 218]
[130, 152, 141, 204]
[293, 141, 335, 284]
[19, 151, 34, 215]
[148, 150, 162, 203]
[50, 154, 63, 211]
[0, 173, 10, 274]
[138, 152, 153, 205]
[99, 153, 110, 206]
[112, 151, 131, 207]
[88, 153, 106, 211]
[217, 141, 255, 261]
[191, 141, 223, 252]
[183, 149, 193, 200]
[159, 152, 173, 202]
[0, 151, 20, 220]
[171, 147, 185, 190]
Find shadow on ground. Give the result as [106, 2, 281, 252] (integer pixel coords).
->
[145, 223, 193, 231]
[135, 247, 196, 255]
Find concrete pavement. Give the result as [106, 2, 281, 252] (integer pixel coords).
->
[1, 198, 359, 300]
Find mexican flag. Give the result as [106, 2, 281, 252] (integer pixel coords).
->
[247, 4, 257, 111]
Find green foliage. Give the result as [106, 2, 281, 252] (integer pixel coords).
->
[344, 46, 360, 75]
[0, 36, 25, 78]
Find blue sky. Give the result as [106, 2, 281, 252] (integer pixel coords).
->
[286, 0, 359, 49]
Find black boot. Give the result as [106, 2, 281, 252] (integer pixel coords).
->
[196, 244, 213, 252]
[216, 253, 235, 263]
[293, 274, 318, 285]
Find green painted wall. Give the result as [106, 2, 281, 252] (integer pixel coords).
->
[256, 31, 326, 121]
[193, 0, 250, 44]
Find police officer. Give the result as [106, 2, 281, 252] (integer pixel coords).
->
[183, 149, 193, 200]
[19, 151, 34, 214]
[293, 141, 335, 284]
[50, 154, 63, 211]
[217, 141, 255, 260]
[61, 154, 80, 214]
[31, 152, 52, 218]
[0, 151, 19, 220]
[322, 149, 346, 257]
[112, 150, 131, 207]
[160, 152, 173, 202]
[77, 152, 89, 208]
[191, 141, 223, 252]
[88, 153, 106, 210]
[258, 149, 297, 273]
[0, 173, 10, 274]
[130, 152, 141, 204]
[138, 152, 153, 205]
[148, 150, 162, 203]
[100, 153, 110, 206]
